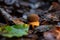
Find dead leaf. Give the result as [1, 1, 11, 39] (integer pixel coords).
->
[12, 18, 24, 24]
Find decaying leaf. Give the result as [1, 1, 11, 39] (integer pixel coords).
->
[47, 27, 60, 40]
[0, 24, 29, 38]
[52, 2, 60, 10]
[44, 32, 55, 40]
[35, 25, 53, 32]
[12, 18, 24, 25]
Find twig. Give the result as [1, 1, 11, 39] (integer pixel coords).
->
[0, 8, 13, 21]
[0, 8, 24, 24]
[44, 5, 53, 13]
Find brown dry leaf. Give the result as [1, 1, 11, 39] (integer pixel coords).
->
[12, 18, 24, 24]
[50, 27, 60, 40]
[44, 27, 60, 40]
[52, 2, 60, 10]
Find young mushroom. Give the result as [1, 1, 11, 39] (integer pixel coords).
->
[27, 14, 40, 29]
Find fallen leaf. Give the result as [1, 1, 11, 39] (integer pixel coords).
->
[12, 18, 24, 24]
[0, 24, 29, 38]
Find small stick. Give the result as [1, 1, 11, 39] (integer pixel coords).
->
[0, 8, 24, 24]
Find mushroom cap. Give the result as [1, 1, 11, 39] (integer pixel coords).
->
[27, 14, 40, 22]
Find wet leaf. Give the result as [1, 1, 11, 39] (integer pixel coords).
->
[0, 24, 29, 38]
[35, 25, 53, 32]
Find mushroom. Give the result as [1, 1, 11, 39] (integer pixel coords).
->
[27, 14, 40, 29]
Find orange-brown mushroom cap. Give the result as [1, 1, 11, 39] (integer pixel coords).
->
[27, 14, 40, 22]
[27, 14, 40, 29]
